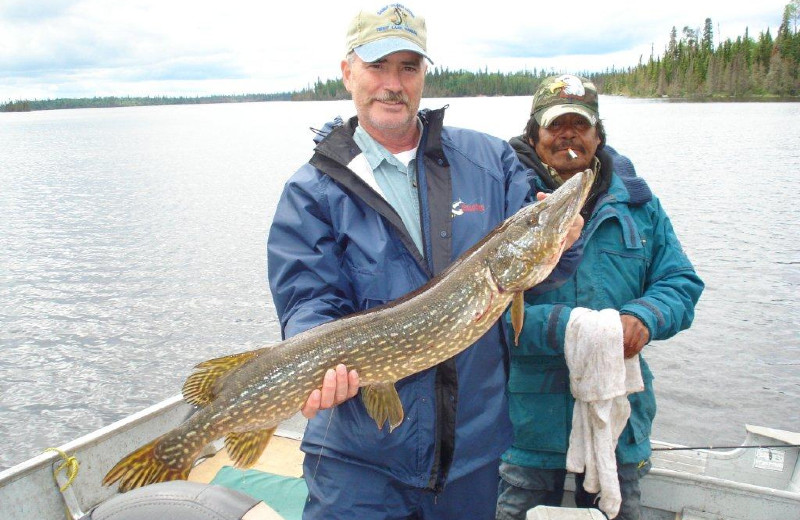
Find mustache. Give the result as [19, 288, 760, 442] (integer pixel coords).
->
[556, 143, 585, 154]
[372, 91, 409, 105]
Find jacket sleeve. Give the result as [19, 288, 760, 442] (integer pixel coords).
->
[619, 197, 704, 341]
[267, 171, 356, 339]
[506, 301, 573, 356]
[508, 199, 703, 355]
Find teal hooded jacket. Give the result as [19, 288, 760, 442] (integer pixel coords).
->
[503, 139, 704, 468]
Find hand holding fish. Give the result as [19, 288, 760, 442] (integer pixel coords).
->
[301, 364, 360, 419]
[565, 214, 583, 250]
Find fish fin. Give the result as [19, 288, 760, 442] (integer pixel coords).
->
[361, 383, 405, 432]
[103, 436, 191, 492]
[183, 350, 261, 406]
[511, 292, 524, 346]
[225, 427, 276, 468]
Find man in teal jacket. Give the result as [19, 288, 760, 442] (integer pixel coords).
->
[496, 75, 704, 520]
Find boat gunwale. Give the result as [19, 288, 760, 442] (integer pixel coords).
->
[0, 395, 186, 485]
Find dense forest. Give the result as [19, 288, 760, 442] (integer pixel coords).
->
[595, 1, 800, 97]
[299, 2, 800, 100]
[3, 3, 798, 112]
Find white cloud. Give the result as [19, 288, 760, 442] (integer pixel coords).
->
[0, 0, 790, 101]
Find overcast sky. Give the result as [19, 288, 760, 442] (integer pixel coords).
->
[0, 0, 790, 101]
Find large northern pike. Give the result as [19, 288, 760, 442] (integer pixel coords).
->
[104, 169, 593, 492]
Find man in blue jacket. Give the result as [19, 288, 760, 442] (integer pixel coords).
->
[495, 75, 704, 520]
[267, 6, 581, 520]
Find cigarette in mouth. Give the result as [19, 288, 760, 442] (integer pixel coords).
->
[567, 148, 578, 159]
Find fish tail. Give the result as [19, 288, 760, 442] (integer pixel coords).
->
[102, 436, 191, 492]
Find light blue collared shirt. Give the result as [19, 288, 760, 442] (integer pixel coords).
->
[353, 124, 424, 255]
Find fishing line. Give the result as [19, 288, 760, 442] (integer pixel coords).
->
[653, 444, 800, 451]
[308, 406, 337, 501]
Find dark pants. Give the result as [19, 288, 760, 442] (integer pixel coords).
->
[302, 454, 501, 520]
[495, 460, 651, 520]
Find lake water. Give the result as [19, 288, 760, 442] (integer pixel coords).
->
[1, 97, 798, 471]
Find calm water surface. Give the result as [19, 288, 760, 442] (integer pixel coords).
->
[1, 97, 798, 471]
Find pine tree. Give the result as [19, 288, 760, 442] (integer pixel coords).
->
[702, 18, 715, 52]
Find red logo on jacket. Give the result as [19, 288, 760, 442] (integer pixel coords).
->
[451, 199, 486, 216]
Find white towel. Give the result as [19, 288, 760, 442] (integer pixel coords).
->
[564, 308, 644, 518]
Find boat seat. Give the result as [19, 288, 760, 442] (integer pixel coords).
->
[676, 508, 723, 520]
[526, 505, 607, 519]
[82, 481, 282, 520]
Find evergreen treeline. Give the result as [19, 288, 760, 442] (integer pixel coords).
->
[3, 3, 798, 112]
[291, 68, 556, 101]
[592, 2, 800, 98]
[1, 93, 292, 112]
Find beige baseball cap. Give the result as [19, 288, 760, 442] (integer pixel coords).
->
[345, 4, 433, 63]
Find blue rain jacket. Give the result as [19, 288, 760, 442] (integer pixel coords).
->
[268, 108, 556, 491]
[502, 140, 704, 468]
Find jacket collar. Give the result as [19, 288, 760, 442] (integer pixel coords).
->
[307, 107, 451, 278]
[311, 107, 447, 166]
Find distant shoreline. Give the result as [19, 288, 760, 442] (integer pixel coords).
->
[3, 91, 799, 113]
[0, 93, 296, 113]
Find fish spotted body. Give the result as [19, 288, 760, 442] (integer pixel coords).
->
[103, 169, 594, 492]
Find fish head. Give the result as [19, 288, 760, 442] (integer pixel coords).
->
[488, 168, 593, 293]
